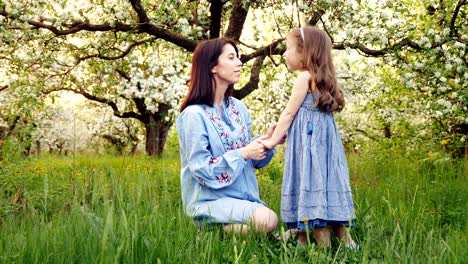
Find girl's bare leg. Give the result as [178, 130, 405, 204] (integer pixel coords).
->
[313, 227, 332, 248]
[297, 231, 308, 246]
[332, 226, 352, 243]
[332, 226, 358, 249]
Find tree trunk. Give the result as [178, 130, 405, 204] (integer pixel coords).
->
[144, 114, 171, 156]
[36, 140, 41, 155]
[384, 124, 391, 138]
[130, 143, 138, 156]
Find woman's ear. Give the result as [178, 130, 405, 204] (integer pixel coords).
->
[211, 67, 217, 74]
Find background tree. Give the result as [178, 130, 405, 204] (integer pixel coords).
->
[0, 0, 466, 156]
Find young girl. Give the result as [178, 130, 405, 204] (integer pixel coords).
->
[260, 26, 357, 249]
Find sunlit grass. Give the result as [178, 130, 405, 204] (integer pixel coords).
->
[0, 150, 466, 263]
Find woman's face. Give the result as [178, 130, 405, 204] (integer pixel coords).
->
[285, 36, 302, 71]
[212, 44, 242, 86]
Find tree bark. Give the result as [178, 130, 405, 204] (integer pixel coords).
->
[209, 0, 224, 39]
[36, 140, 41, 155]
[225, 0, 249, 41]
[145, 114, 171, 156]
[384, 124, 391, 138]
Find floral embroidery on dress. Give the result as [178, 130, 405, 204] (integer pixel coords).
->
[205, 110, 224, 130]
[216, 173, 232, 184]
[203, 98, 249, 152]
[209, 157, 220, 164]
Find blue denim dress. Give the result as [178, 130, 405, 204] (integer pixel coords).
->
[177, 97, 275, 224]
[281, 94, 355, 229]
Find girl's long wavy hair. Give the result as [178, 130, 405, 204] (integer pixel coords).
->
[288, 26, 345, 112]
[180, 38, 238, 112]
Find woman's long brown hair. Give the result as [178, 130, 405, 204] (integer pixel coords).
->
[180, 38, 239, 112]
[288, 26, 345, 112]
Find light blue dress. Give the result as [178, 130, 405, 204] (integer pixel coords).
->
[281, 94, 355, 227]
[177, 97, 275, 224]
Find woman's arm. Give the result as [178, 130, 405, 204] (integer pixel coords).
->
[177, 108, 266, 189]
[177, 109, 246, 189]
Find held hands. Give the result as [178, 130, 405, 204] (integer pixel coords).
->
[240, 136, 268, 160]
[239, 124, 287, 160]
[259, 124, 287, 150]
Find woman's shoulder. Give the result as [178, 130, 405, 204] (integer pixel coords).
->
[178, 105, 207, 120]
[182, 104, 206, 113]
[177, 105, 208, 132]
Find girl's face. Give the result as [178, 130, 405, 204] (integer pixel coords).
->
[212, 44, 242, 86]
[284, 36, 302, 71]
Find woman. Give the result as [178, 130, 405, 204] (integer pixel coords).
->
[176, 38, 278, 235]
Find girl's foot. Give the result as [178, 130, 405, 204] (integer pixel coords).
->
[276, 228, 298, 241]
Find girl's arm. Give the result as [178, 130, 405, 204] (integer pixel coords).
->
[261, 71, 310, 149]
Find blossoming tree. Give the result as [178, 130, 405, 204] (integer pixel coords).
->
[0, 0, 466, 156]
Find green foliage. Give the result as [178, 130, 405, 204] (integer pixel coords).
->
[0, 147, 466, 263]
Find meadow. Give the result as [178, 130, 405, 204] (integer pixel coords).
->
[0, 145, 466, 263]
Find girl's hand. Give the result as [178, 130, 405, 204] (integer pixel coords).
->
[258, 138, 275, 150]
[263, 123, 287, 148]
[240, 137, 267, 160]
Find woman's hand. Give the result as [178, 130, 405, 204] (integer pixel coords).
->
[240, 137, 267, 160]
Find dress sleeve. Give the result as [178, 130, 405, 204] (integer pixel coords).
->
[177, 108, 247, 189]
[236, 99, 275, 169]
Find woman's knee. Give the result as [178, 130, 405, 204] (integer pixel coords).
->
[251, 207, 278, 232]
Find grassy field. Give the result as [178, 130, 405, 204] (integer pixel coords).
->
[0, 148, 466, 263]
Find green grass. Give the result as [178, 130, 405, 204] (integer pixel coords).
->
[0, 150, 466, 263]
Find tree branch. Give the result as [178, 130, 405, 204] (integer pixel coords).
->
[45, 88, 140, 119]
[308, 9, 325, 26]
[0, 8, 134, 35]
[233, 55, 266, 99]
[209, 0, 224, 39]
[2, 116, 21, 138]
[141, 23, 198, 51]
[334, 38, 423, 56]
[116, 69, 131, 81]
[129, 0, 150, 23]
[0, 8, 197, 51]
[77, 37, 157, 61]
[450, 0, 467, 36]
[354, 128, 379, 141]
[0, 85, 8, 92]
[225, 0, 249, 41]
[240, 39, 284, 63]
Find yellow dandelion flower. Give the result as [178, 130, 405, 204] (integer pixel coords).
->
[301, 217, 309, 223]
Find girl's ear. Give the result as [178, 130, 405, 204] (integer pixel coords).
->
[211, 67, 217, 74]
